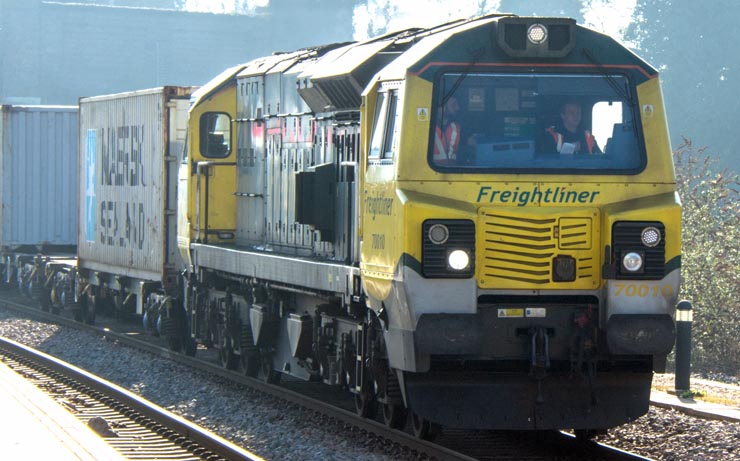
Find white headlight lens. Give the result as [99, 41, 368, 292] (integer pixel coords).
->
[527, 23, 548, 44]
[622, 252, 643, 272]
[641, 227, 661, 247]
[447, 249, 471, 271]
[428, 224, 449, 245]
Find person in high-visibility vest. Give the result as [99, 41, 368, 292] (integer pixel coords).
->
[433, 96, 461, 165]
[544, 101, 601, 155]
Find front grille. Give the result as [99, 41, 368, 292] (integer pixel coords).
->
[479, 209, 599, 289]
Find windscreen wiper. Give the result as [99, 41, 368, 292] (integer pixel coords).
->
[582, 48, 634, 105]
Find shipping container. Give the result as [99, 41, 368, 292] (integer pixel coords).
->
[0, 105, 78, 249]
[77, 87, 194, 284]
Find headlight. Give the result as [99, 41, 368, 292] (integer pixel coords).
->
[611, 222, 666, 279]
[641, 226, 661, 247]
[422, 219, 475, 278]
[622, 252, 644, 272]
[527, 23, 548, 44]
[428, 224, 449, 245]
[447, 249, 471, 271]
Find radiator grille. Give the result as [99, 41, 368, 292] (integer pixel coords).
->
[478, 209, 599, 289]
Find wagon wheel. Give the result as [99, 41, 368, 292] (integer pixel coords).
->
[16, 271, 26, 296]
[51, 287, 66, 315]
[38, 289, 52, 313]
[73, 294, 96, 325]
[382, 402, 406, 429]
[82, 294, 97, 325]
[31, 280, 51, 313]
[354, 390, 377, 419]
[219, 335, 239, 370]
[410, 411, 440, 441]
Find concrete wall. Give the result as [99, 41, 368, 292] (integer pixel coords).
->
[0, 0, 355, 104]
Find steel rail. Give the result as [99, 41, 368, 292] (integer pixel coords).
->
[0, 335, 262, 461]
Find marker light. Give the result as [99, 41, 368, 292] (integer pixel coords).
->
[641, 227, 661, 247]
[428, 224, 449, 245]
[527, 23, 548, 44]
[448, 249, 471, 271]
[622, 252, 644, 272]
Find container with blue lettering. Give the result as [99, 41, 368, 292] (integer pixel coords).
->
[77, 87, 194, 315]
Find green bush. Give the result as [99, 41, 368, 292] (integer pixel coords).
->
[673, 137, 740, 375]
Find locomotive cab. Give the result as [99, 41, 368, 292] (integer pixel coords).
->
[177, 64, 242, 271]
[360, 16, 680, 430]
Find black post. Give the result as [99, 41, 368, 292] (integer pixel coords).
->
[674, 300, 693, 393]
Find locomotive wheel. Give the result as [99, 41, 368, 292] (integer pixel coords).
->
[241, 351, 259, 378]
[219, 339, 239, 370]
[73, 303, 84, 322]
[380, 366, 405, 429]
[239, 325, 259, 377]
[260, 356, 281, 384]
[354, 391, 377, 419]
[183, 337, 197, 357]
[410, 411, 439, 441]
[574, 429, 605, 442]
[382, 402, 406, 429]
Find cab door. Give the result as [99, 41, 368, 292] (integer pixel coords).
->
[177, 83, 238, 267]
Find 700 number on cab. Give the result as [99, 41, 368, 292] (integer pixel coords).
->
[613, 283, 674, 298]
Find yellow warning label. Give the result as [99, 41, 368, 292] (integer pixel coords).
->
[498, 308, 524, 318]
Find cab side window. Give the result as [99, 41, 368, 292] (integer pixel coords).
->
[368, 89, 400, 161]
[200, 112, 231, 158]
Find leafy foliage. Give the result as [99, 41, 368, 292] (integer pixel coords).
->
[627, 0, 740, 173]
[673, 138, 740, 374]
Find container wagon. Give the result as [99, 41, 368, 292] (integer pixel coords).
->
[0, 105, 79, 313]
[75, 86, 195, 328]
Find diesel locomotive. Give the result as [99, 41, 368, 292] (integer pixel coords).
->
[4, 13, 681, 439]
[176, 14, 681, 436]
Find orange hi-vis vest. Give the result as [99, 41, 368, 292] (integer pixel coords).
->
[546, 126, 596, 154]
[433, 122, 460, 163]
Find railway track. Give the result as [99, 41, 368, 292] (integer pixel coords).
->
[0, 335, 260, 461]
[0, 293, 653, 461]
